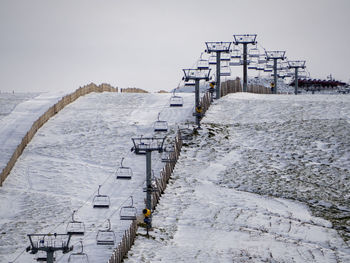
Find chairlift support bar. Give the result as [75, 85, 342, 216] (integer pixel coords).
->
[205, 41, 231, 99]
[233, 34, 257, 92]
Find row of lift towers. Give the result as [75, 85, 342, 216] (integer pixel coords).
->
[25, 34, 306, 262]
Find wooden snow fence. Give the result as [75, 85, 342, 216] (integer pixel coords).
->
[107, 130, 183, 263]
[0, 83, 117, 186]
[120, 87, 148, 93]
[220, 78, 272, 97]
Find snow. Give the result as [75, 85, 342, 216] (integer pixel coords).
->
[0, 92, 195, 262]
[0, 92, 67, 175]
[125, 93, 350, 263]
[1, 91, 350, 262]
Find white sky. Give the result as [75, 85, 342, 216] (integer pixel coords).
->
[0, 0, 349, 93]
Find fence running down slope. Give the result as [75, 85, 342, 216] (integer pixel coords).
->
[0, 83, 117, 186]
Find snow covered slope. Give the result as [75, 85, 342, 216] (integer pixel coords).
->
[125, 93, 350, 263]
[0, 93, 40, 121]
[0, 92, 67, 176]
[0, 92, 195, 262]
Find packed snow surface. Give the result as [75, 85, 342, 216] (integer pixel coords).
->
[0, 92, 195, 262]
[125, 93, 350, 263]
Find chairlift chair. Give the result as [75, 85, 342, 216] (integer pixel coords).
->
[116, 158, 133, 180]
[184, 80, 195, 87]
[248, 46, 260, 58]
[220, 65, 231, 76]
[169, 91, 183, 107]
[231, 47, 241, 58]
[96, 220, 115, 246]
[161, 150, 176, 163]
[208, 54, 216, 65]
[154, 113, 168, 132]
[221, 53, 231, 61]
[248, 60, 258, 70]
[258, 55, 267, 64]
[66, 210, 85, 235]
[229, 57, 241, 66]
[120, 196, 137, 220]
[143, 172, 158, 192]
[197, 59, 209, 70]
[93, 185, 110, 208]
[68, 241, 89, 263]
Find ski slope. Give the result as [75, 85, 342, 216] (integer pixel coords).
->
[0, 92, 195, 262]
[0, 92, 67, 176]
[125, 93, 350, 263]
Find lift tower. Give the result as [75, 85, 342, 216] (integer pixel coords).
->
[205, 42, 231, 99]
[131, 137, 165, 235]
[233, 34, 257, 92]
[265, 51, 286, 94]
[183, 68, 211, 128]
[288, 60, 306, 95]
[26, 233, 72, 263]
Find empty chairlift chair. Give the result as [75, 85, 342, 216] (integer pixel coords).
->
[68, 241, 89, 263]
[120, 196, 137, 220]
[161, 146, 176, 163]
[66, 210, 85, 235]
[96, 219, 115, 246]
[93, 185, 110, 208]
[154, 113, 168, 132]
[169, 91, 183, 107]
[116, 158, 133, 180]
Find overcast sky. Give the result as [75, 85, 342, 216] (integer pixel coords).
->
[1, 0, 349, 93]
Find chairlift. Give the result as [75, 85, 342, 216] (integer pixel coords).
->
[220, 65, 231, 76]
[116, 158, 133, 180]
[96, 219, 115, 246]
[249, 46, 260, 58]
[120, 196, 137, 220]
[208, 54, 216, 65]
[93, 185, 110, 208]
[258, 55, 267, 64]
[184, 80, 195, 87]
[170, 91, 183, 107]
[221, 53, 231, 61]
[231, 47, 241, 58]
[256, 64, 264, 71]
[229, 57, 241, 66]
[248, 60, 258, 70]
[68, 241, 89, 263]
[154, 113, 168, 132]
[143, 172, 158, 192]
[66, 210, 85, 235]
[197, 55, 209, 69]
